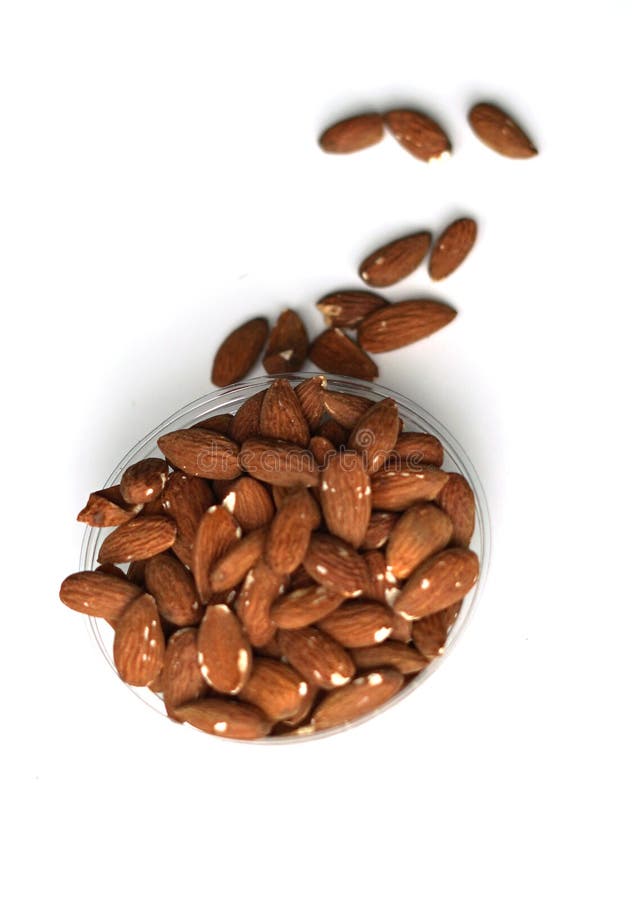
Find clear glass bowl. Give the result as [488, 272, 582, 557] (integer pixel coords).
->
[80, 373, 490, 742]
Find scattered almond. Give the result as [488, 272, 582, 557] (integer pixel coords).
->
[316, 290, 388, 329]
[309, 328, 378, 380]
[360, 231, 432, 287]
[358, 300, 457, 352]
[468, 102, 537, 159]
[383, 109, 451, 162]
[429, 218, 477, 281]
[211, 317, 269, 387]
[263, 310, 309, 374]
[319, 113, 384, 153]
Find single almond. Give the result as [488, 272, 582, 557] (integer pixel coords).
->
[276, 627, 355, 690]
[77, 485, 142, 527]
[358, 300, 457, 352]
[229, 389, 266, 443]
[97, 515, 177, 564]
[309, 328, 378, 380]
[271, 583, 346, 629]
[175, 697, 271, 739]
[113, 593, 165, 686]
[197, 603, 252, 694]
[394, 547, 479, 620]
[384, 109, 451, 162]
[361, 512, 399, 550]
[360, 231, 432, 288]
[348, 397, 400, 473]
[192, 505, 242, 603]
[263, 310, 309, 374]
[310, 667, 403, 730]
[211, 317, 269, 387]
[59, 570, 142, 618]
[214, 476, 275, 533]
[294, 375, 327, 430]
[316, 290, 388, 329]
[411, 601, 463, 662]
[361, 550, 401, 607]
[160, 472, 214, 567]
[323, 391, 374, 429]
[318, 600, 395, 648]
[240, 658, 309, 721]
[303, 533, 369, 598]
[319, 113, 384, 153]
[157, 428, 241, 480]
[371, 465, 449, 511]
[265, 487, 320, 575]
[429, 218, 477, 281]
[308, 435, 335, 466]
[436, 473, 476, 547]
[235, 559, 284, 647]
[120, 458, 169, 505]
[281, 681, 319, 727]
[386, 503, 454, 579]
[144, 553, 202, 626]
[385, 432, 444, 468]
[320, 451, 371, 548]
[468, 102, 537, 159]
[351, 642, 427, 675]
[162, 628, 207, 720]
[259, 378, 310, 447]
[239, 438, 318, 488]
[209, 527, 267, 591]
[195, 413, 234, 434]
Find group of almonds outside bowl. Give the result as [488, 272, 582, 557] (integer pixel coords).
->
[60, 99, 535, 741]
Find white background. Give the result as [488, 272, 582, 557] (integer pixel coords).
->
[2, 1, 631, 897]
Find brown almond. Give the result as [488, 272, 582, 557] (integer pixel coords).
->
[315, 418, 349, 448]
[384, 109, 451, 162]
[97, 515, 177, 564]
[211, 317, 269, 387]
[197, 603, 252, 694]
[209, 527, 267, 591]
[309, 328, 378, 380]
[265, 487, 320, 575]
[386, 503, 454, 579]
[282, 681, 319, 727]
[468, 102, 537, 159]
[316, 290, 388, 329]
[320, 451, 371, 548]
[175, 698, 271, 739]
[127, 559, 147, 587]
[436, 472, 476, 547]
[160, 472, 214, 567]
[360, 231, 432, 288]
[303, 533, 369, 598]
[120, 457, 169, 505]
[319, 113, 384, 154]
[195, 413, 234, 434]
[259, 378, 310, 447]
[412, 601, 463, 662]
[59, 570, 142, 618]
[113, 593, 165, 686]
[229, 390, 266, 443]
[348, 398, 400, 473]
[240, 658, 309, 721]
[362, 550, 401, 606]
[358, 300, 457, 352]
[191, 505, 242, 603]
[386, 432, 444, 468]
[271, 584, 346, 629]
[263, 310, 309, 374]
[214, 476, 275, 533]
[310, 667, 403, 731]
[144, 553, 202, 626]
[351, 642, 427, 675]
[276, 627, 355, 690]
[323, 391, 374, 429]
[162, 628, 207, 720]
[308, 435, 336, 466]
[294, 375, 327, 430]
[239, 438, 318, 488]
[429, 218, 477, 281]
[395, 547, 479, 620]
[361, 512, 399, 550]
[319, 600, 395, 648]
[77, 485, 142, 527]
[235, 559, 284, 647]
[157, 428, 241, 480]
[371, 465, 449, 511]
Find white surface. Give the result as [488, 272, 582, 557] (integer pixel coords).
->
[1, 1, 631, 897]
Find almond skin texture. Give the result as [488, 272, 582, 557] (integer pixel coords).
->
[318, 600, 395, 648]
[386, 432, 444, 468]
[229, 390, 265, 443]
[468, 102, 538, 159]
[265, 487, 320, 575]
[294, 375, 327, 430]
[77, 485, 141, 527]
[263, 310, 309, 375]
[276, 627, 355, 690]
[348, 398, 400, 473]
[162, 628, 207, 720]
[384, 109, 451, 161]
[158, 429, 241, 480]
[144, 553, 202, 626]
[197, 603, 252, 694]
[316, 291, 388, 329]
[303, 533, 369, 598]
[211, 317, 269, 387]
[361, 512, 399, 550]
[358, 300, 457, 353]
[120, 458, 169, 505]
[310, 668, 404, 731]
[386, 503, 454, 579]
[436, 473, 476, 547]
[360, 231, 432, 288]
[323, 391, 374, 429]
[192, 506, 242, 603]
[113, 593, 165, 686]
[175, 698, 271, 739]
[214, 476, 275, 533]
[97, 515, 177, 564]
[320, 451, 371, 548]
[412, 602, 462, 662]
[209, 527, 267, 591]
[371, 465, 449, 511]
[395, 547, 479, 620]
[319, 113, 384, 153]
[235, 559, 283, 647]
[160, 472, 214, 568]
[260, 378, 310, 447]
[271, 584, 346, 629]
[239, 438, 318, 488]
[351, 642, 427, 675]
[429, 218, 477, 281]
[362, 550, 401, 606]
[59, 570, 142, 618]
[309, 329, 378, 380]
[240, 658, 309, 721]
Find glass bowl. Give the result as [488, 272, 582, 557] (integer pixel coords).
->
[79, 373, 490, 742]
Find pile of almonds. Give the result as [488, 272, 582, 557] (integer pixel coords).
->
[60, 376, 479, 740]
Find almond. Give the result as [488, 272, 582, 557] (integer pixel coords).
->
[429, 218, 477, 281]
[59, 570, 142, 618]
[197, 603, 252, 694]
[127, 559, 147, 586]
[113, 593, 165, 686]
[211, 317, 269, 386]
[263, 310, 309, 374]
[361, 512, 399, 550]
[319, 600, 395, 648]
[214, 476, 275, 532]
[323, 390, 374, 429]
[371, 465, 449, 510]
[160, 472, 214, 567]
[411, 602, 462, 662]
[394, 547, 479, 620]
[386, 432, 444, 468]
[320, 451, 371, 548]
[157, 428, 241, 479]
[436, 473, 476, 547]
[97, 515, 177, 564]
[276, 627, 355, 690]
[362, 550, 401, 606]
[384, 109, 451, 162]
[281, 680, 318, 727]
[319, 113, 384, 153]
[351, 642, 427, 675]
[359, 231, 432, 287]
[309, 328, 378, 380]
[240, 658, 309, 721]
[386, 503, 453, 579]
[310, 667, 403, 731]
[144, 553, 202, 626]
[271, 584, 346, 629]
[162, 628, 207, 719]
[294, 375, 327, 430]
[358, 300, 457, 352]
[316, 290, 388, 329]
[308, 434, 336, 466]
[239, 438, 318, 488]
[235, 559, 283, 647]
[468, 102, 537, 159]
[120, 457, 169, 505]
[175, 698, 271, 739]
[303, 533, 369, 598]
[77, 485, 142, 527]
[195, 413, 234, 434]
[348, 397, 400, 473]
[209, 527, 267, 591]
[192, 505, 241, 603]
[229, 390, 265, 443]
[315, 418, 349, 448]
[265, 486, 320, 574]
[260, 378, 310, 446]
